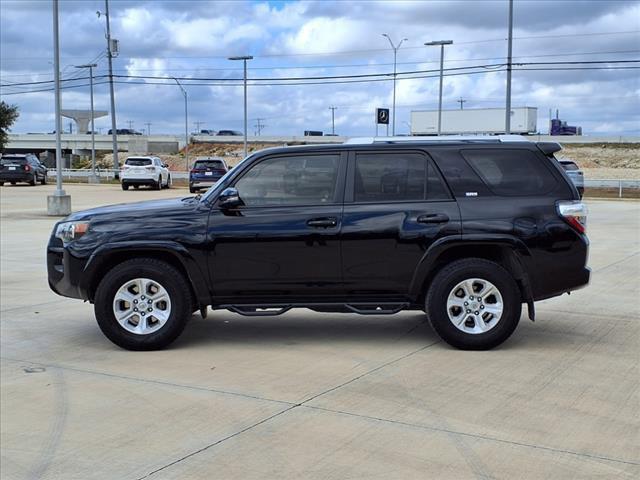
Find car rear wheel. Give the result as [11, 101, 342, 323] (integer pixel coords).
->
[41, 174, 47, 185]
[165, 174, 172, 189]
[154, 176, 161, 190]
[121, 183, 129, 191]
[426, 258, 521, 350]
[94, 258, 192, 350]
[29, 175, 36, 186]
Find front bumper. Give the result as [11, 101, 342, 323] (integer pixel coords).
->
[47, 243, 89, 300]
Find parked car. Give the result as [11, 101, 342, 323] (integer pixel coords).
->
[558, 159, 584, 197]
[0, 154, 47, 186]
[108, 129, 143, 135]
[120, 156, 171, 190]
[47, 135, 589, 351]
[198, 129, 216, 135]
[189, 157, 228, 193]
[216, 130, 243, 136]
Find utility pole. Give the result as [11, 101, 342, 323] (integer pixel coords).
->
[228, 55, 253, 158]
[329, 106, 337, 135]
[144, 122, 151, 136]
[425, 40, 453, 136]
[194, 121, 204, 132]
[68, 121, 73, 133]
[172, 77, 189, 171]
[101, 0, 119, 178]
[382, 34, 407, 136]
[254, 118, 265, 136]
[75, 63, 98, 183]
[127, 120, 134, 130]
[47, 0, 71, 216]
[505, 0, 514, 134]
[457, 97, 466, 110]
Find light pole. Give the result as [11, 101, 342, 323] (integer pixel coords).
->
[47, 0, 71, 215]
[425, 40, 453, 136]
[228, 55, 253, 158]
[382, 34, 407, 136]
[172, 77, 189, 171]
[329, 106, 337, 135]
[505, 0, 514, 134]
[75, 63, 98, 183]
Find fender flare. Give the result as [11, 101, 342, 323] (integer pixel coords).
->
[80, 241, 211, 306]
[408, 234, 533, 302]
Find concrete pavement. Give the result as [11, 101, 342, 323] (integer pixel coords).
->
[1, 184, 638, 479]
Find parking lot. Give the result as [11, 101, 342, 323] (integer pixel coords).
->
[1, 183, 638, 479]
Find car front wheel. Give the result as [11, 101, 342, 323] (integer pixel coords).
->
[426, 258, 521, 350]
[94, 258, 193, 350]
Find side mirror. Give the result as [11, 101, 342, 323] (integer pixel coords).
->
[162, 163, 169, 168]
[218, 187, 242, 209]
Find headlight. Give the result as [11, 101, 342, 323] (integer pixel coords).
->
[55, 221, 89, 244]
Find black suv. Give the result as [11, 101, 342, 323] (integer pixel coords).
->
[0, 153, 48, 186]
[47, 136, 590, 351]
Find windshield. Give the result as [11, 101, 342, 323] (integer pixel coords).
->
[126, 158, 152, 166]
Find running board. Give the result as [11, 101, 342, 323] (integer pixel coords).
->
[222, 302, 410, 317]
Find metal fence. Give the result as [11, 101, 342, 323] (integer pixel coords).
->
[47, 169, 640, 197]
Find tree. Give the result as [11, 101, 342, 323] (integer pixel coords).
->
[0, 101, 19, 151]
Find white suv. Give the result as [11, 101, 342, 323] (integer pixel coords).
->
[121, 156, 171, 190]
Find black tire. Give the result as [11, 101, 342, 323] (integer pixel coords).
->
[426, 258, 521, 350]
[189, 186, 197, 194]
[94, 258, 193, 350]
[121, 182, 129, 191]
[41, 174, 47, 185]
[10, 182, 16, 185]
[133, 184, 139, 189]
[29, 175, 36, 186]
[165, 175, 172, 189]
[0, 182, 4, 186]
[154, 177, 161, 190]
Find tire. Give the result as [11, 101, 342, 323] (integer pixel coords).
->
[426, 258, 521, 350]
[29, 175, 36, 186]
[94, 258, 193, 350]
[10, 182, 16, 185]
[165, 175, 172, 189]
[0, 182, 4, 186]
[41, 174, 47, 185]
[121, 182, 129, 191]
[133, 185, 139, 189]
[154, 176, 161, 190]
[189, 186, 197, 194]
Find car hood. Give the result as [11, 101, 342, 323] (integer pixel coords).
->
[64, 196, 200, 222]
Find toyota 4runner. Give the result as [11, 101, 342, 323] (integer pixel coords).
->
[47, 136, 590, 351]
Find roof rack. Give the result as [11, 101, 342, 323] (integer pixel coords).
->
[343, 135, 530, 145]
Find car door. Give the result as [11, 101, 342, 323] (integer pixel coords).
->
[207, 151, 347, 300]
[341, 149, 461, 298]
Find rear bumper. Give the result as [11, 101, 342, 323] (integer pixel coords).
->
[532, 266, 590, 301]
[122, 177, 157, 185]
[0, 172, 34, 182]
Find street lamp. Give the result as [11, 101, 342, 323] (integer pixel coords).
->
[75, 63, 98, 183]
[228, 55, 253, 158]
[382, 34, 407, 136]
[172, 77, 189, 172]
[425, 40, 453, 136]
[47, 0, 71, 216]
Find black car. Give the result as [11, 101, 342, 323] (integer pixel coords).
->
[216, 130, 243, 136]
[47, 136, 589, 351]
[0, 154, 47, 186]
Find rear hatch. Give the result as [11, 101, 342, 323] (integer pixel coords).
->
[0, 157, 31, 176]
[122, 158, 154, 176]
[191, 160, 226, 179]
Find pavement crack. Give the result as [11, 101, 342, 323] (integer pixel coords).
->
[303, 405, 640, 468]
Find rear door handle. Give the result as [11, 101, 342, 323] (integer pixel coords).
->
[417, 213, 449, 224]
[307, 217, 338, 228]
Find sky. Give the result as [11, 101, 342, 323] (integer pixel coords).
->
[1, 0, 639, 136]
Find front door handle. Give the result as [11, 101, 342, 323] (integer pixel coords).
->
[417, 213, 449, 224]
[307, 217, 338, 228]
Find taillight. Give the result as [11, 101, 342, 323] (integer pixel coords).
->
[145, 166, 155, 171]
[557, 201, 587, 234]
[24, 164, 31, 172]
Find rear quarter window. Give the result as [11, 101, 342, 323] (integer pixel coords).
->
[461, 149, 558, 196]
[560, 161, 580, 171]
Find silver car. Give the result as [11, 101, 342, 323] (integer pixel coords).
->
[559, 159, 584, 197]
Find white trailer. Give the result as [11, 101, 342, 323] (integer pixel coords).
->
[410, 107, 537, 135]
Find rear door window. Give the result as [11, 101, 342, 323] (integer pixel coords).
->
[354, 152, 450, 202]
[461, 149, 557, 196]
